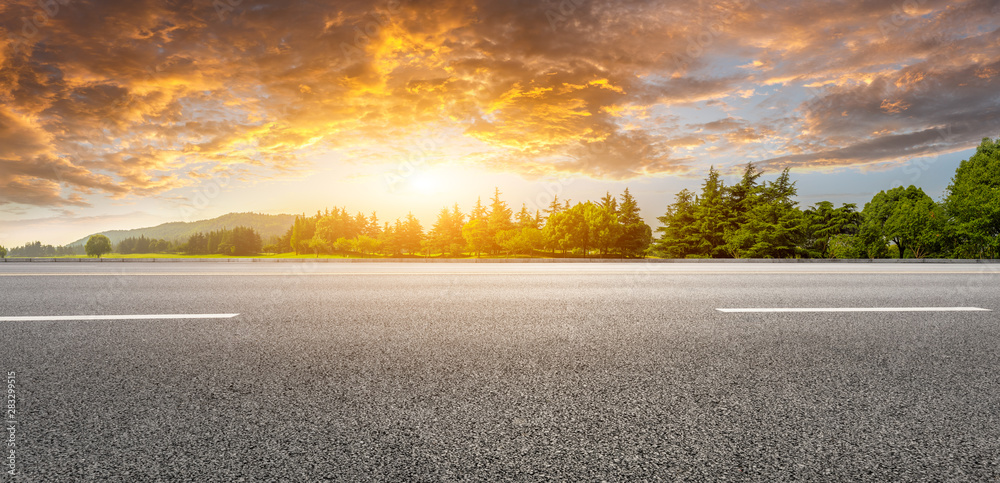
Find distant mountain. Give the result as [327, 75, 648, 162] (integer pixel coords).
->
[68, 212, 295, 247]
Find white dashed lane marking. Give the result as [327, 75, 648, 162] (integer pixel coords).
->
[717, 307, 990, 313]
[0, 314, 240, 322]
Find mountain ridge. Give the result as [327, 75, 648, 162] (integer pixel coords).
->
[68, 212, 295, 247]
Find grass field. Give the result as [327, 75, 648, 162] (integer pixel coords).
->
[18, 251, 649, 260]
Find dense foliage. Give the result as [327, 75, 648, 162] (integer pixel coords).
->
[182, 226, 263, 255]
[652, 136, 1000, 259]
[85, 234, 112, 258]
[943, 137, 1000, 258]
[8, 241, 83, 257]
[115, 236, 173, 254]
[287, 188, 653, 257]
[654, 164, 822, 258]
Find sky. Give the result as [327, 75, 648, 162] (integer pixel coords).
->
[0, 0, 998, 246]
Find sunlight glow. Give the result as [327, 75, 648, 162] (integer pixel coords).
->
[411, 173, 444, 195]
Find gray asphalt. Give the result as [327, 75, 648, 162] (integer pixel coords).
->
[2, 263, 1000, 481]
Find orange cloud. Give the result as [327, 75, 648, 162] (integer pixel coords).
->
[880, 99, 911, 114]
[0, 0, 996, 208]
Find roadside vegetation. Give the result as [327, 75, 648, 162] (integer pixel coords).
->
[655, 136, 1000, 259]
[6, 136, 999, 259]
[282, 187, 652, 259]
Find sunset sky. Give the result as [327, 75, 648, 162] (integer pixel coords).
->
[1, 0, 998, 246]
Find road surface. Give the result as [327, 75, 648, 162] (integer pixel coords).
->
[2, 262, 999, 481]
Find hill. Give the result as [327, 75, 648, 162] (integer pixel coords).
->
[68, 212, 295, 247]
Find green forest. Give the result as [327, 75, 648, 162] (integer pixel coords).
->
[2, 136, 998, 260]
[181, 226, 263, 256]
[655, 136, 1000, 259]
[280, 187, 651, 258]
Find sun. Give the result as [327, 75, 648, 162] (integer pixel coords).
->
[411, 173, 443, 195]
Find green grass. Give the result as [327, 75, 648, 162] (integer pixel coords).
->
[39, 251, 652, 259]
[46, 252, 399, 259]
[48, 253, 244, 259]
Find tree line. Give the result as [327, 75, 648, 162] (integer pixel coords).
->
[116, 236, 173, 254]
[655, 136, 1000, 259]
[284, 188, 653, 257]
[5, 136, 997, 259]
[181, 226, 263, 255]
[5, 241, 83, 257]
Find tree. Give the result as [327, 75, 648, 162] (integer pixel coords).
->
[944, 136, 1000, 258]
[380, 221, 399, 255]
[886, 195, 945, 258]
[860, 185, 937, 258]
[430, 204, 465, 256]
[398, 213, 424, 254]
[354, 235, 381, 255]
[520, 228, 544, 255]
[334, 237, 354, 253]
[447, 204, 466, 255]
[598, 191, 618, 214]
[543, 203, 589, 255]
[725, 163, 764, 228]
[430, 206, 454, 254]
[494, 229, 519, 257]
[487, 187, 513, 253]
[315, 208, 359, 246]
[616, 188, 652, 257]
[694, 166, 729, 257]
[654, 189, 700, 258]
[0, 246, 6, 259]
[545, 195, 563, 219]
[307, 235, 330, 257]
[803, 202, 861, 258]
[462, 218, 491, 257]
[496, 227, 543, 256]
[827, 234, 866, 259]
[584, 202, 620, 256]
[365, 212, 382, 237]
[278, 226, 293, 253]
[722, 168, 805, 258]
[470, 197, 488, 221]
[85, 234, 112, 258]
[542, 211, 571, 255]
[216, 242, 235, 255]
[516, 203, 537, 229]
[230, 226, 262, 255]
[290, 214, 316, 255]
[354, 235, 381, 256]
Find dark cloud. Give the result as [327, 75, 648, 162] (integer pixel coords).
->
[760, 123, 1000, 170]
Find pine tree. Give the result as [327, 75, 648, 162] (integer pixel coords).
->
[694, 166, 728, 257]
[724, 168, 805, 258]
[448, 203, 466, 255]
[488, 188, 513, 231]
[654, 189, 700, 258]
[517, 203, 536, 229]
[616, 188, 652, 257]
[401, 213, 424, 254]
[599, 191, 618, 214]
[470, 197, 487, 221]
[545, 195, 563, 219]
[430, 207, 455, 255]
[366, 212, 381, 237]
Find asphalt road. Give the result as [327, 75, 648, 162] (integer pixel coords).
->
[2, 262, 1000, 481]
